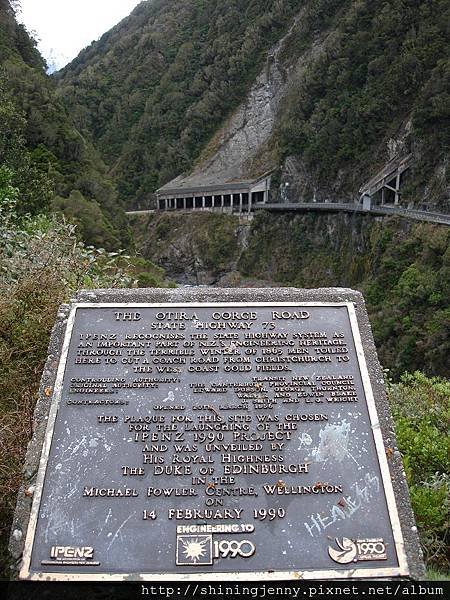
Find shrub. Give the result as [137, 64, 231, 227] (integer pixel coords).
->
[388, 372, 449, 572]
[0, 192, 151, 577]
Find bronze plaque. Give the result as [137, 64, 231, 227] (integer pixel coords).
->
[20, 302, 408, 580]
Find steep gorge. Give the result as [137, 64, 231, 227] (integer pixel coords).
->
[129, 211, 449, 379]
[1, 0, 449, 581]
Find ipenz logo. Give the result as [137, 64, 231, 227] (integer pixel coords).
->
[41, 546, 100, 566]
[328, 537, 387, 564]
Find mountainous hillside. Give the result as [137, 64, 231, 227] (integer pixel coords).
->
[56, 0, 300, 207]
[130, 210, 450, 379]
[0, 0, 130, 248]
[57, 0, 449, 210]
[1, 1, 449, 580]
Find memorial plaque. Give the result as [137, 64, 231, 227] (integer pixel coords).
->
[15, 290, 422, 580]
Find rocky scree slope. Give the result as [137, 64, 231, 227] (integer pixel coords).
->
[56, 0, 449, 210]
[55, 0, 300, 208]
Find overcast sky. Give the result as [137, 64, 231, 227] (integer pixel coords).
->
[18, 0, 143, 71]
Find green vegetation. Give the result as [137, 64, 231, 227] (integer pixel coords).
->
[56, 0, 300, 207]
[130, 211, 242, 283]
[238, 211, 449, 378]
[1, 13, 170, 573]
[388, 372, 449, 572]
[155, 212, 240, 272]
[275, 0, 449, 208]
[364, 222, 449, 378]
[1, 0, 448, 580]
[0, 178, 169, 577]
[0, 81, 53, 214]
[55, 0, 449, 209]
[0, 0, 130, 247]
[132, 211, 449, 379]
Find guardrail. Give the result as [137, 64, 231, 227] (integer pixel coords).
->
[125, 202, 450, 226]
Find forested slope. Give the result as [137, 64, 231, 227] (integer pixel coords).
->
[0, 2, 171, 574]
[55, 0, 301, 206]
[57, 0, 449, 210]
[0, 0, 130, 248]
[130, 210, 450, 379]
[274, 0, 449, 209]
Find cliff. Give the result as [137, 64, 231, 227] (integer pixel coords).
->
[129, 211, 449, 379]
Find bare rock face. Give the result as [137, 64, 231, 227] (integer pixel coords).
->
[276, 156, 350, 204]
[183, 10, 329, 183]
[134, 212, 252, 286]
[195, 25, 289, 183]
[278, 156, 320, 203]
[387, 119, 412, 161]
[186, 9, 335, 197]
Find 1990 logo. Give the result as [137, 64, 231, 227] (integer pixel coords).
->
[328, 537, 387, 564]
[176, 534, 256, 566]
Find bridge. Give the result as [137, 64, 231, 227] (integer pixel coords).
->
[127, 201, 450, 225]
[359, 154, 413, 206]
[130, 157, 449, 226]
